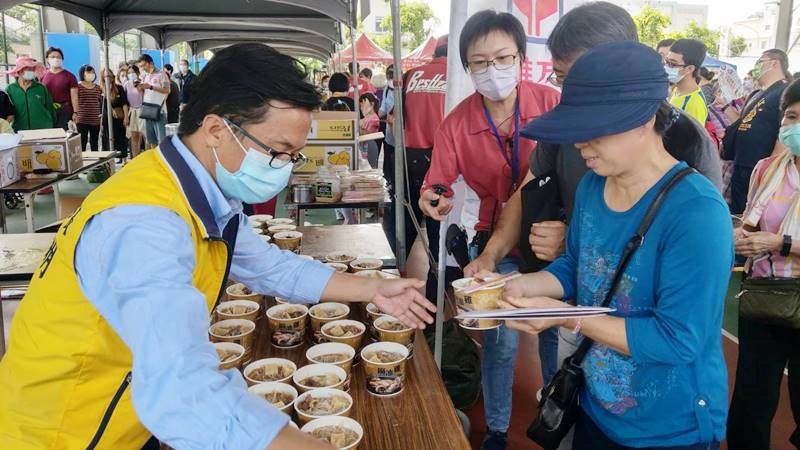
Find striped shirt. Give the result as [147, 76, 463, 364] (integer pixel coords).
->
[76, 84, 102, 126]
[749, 157, 800, 278]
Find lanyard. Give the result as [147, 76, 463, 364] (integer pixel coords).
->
[483, 97, 521, 191]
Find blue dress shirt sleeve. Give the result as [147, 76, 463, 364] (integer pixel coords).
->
[231, 214, 334, 303]
[75, 205, 289, 450]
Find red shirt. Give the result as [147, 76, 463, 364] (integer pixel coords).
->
[423, 81, 560, 232]
[40, 70, 78, 114]
[403, 56, 447, 149]
[348, 75, 375, 97]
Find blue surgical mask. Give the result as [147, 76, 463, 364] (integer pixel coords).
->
[21, 71, 35, 81]
[127, 73, 138, 82]
[779, 123, 800, 156]
[664, 65, 682, 83]
[213, 122, 293, 204]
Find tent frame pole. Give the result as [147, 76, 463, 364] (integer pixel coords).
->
[349, 1, 360, 172]
[389, 0, 407, 272]
[102, 17, 115, 154]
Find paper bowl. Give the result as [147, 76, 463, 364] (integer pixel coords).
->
[306, 342, 356, 391]
[268, 224, 298, 235]
[266, 304, 309, 348]
[267, 218, 295, 226]
[349, 258, 383, 272]
[213, 342, 245, 370]
[360, 341, 409, 397]
[292, 363, 347, 393]
[374, 315, 415, 357]
[365, 303, 386, 340]
[243, 358, 297, 386]
[215, 299, 260, 322]
[294, 388, 353, 425]
[309, 303, 350, 344]
[249, 214, 274, 226]
[225, 283, 263, 303]
[248, 382, 297, 415]
[324, 252, 357, 265]
[252, 227, 266, 235]
[301, 416, 364, 450]
[451, 277, 503, 331]
[353, 269, 393, 280]
[274, 231, 303, 252]
[325, 262, 349, 273]
[208, 319, 256, 360]
[321, 319, 365, 351]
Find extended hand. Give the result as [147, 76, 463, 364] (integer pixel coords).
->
[529, 221, 567, 262]
[372, 278, 436, 329]
[419, 190, 452, 221]
[735, 230, 782, 257]
[497, 296, 571, 335]
[463, 254, 496, 277]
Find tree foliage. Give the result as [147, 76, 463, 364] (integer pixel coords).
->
[667, 22, 722, 57]
[633, 6, 671, 48]
[728, 35, 747, 57]
[372, 2, 438, 53]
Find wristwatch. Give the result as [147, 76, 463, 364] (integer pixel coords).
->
[781, 234, 792, 257]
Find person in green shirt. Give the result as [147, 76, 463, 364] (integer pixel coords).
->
[5, 56, 55, 131]
[665, 38, 709, 125]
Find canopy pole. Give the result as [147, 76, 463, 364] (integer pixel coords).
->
[776, 0, 794, 51]
[349, 2, 360, 172]
[389, 0, 407, 272]
[102, 30, 115, 154]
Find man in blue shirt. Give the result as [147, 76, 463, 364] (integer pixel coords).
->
[0, 43, 435, 450]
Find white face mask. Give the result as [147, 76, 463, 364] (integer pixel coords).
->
[127, 73, 138, 82]
[48, 58, 63, 69]
[179, 65, 188, 73]
[84, 73, 96, 82]
[470, 63, 520, 102]
[21, 71, 35, 81]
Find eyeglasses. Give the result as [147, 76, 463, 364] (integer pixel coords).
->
[546, 72, 566, 87]
[664, 60, 687, 69]
[225, 119, 307, 169]
[467, 54, 519, 74]
[756, 58, 776, 65]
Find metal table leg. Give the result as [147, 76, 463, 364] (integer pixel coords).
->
[53, 183, 62, 221]
[0, 196, 6, 233]
[23, 193, 35, 233]
[0, 288, 5, 357]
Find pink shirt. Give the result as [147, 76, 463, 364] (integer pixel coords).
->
[361, 112, 380, 134]
[123, 80, 143, 108]
[748, 156, 800, 277]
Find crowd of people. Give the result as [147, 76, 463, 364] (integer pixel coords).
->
[316, 2, 800, 450]
[0, 48, 198, 161]
[2, 1, 800, 449]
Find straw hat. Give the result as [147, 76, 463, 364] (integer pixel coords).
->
[6, 56, 46, 79]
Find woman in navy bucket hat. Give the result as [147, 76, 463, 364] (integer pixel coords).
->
[494, 41, 732, 449]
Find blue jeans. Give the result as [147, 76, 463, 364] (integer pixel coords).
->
[468, 245, 559, 432]
[144, 111, 167, 146]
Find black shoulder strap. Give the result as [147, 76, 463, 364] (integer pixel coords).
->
[571, 166, 696, 363]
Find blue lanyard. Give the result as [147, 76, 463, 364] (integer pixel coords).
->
[483, 97, 521, 191]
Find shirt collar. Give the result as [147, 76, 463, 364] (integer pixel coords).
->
[170, 135, 242, 229]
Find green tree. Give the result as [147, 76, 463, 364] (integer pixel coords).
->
[372, 2, 438, 53]
[667, 21, 722, 57]
[728, 35, 747, 57]
[633, 6, 671, 48]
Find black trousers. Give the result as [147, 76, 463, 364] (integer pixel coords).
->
[729, 164, 755, 214]
[101, 116, 129, 157]
[55, 108, 71, 130]
[77, 123, 100, 152]
[728, 315, 800, 449]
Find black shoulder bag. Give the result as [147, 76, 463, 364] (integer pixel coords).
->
[527, 167, 696, 450]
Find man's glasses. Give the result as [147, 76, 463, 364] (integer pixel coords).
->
[664, 60, 687, 69]
[225, 119, 307, 169]
[467, 54, 519, 74]
[546, 72, 566, 87]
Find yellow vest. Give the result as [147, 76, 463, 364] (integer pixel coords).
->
[0, 140, 235, 449]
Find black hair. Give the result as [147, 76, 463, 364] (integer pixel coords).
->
[434, 43, 447, 58]
[332, 101, 352, 112]
[328, 72, 350, 93]
[698, 66, 714, 82]
[669, 39, 707, 82]
[386, 64, 394, 80]
[348, 61, 358, 75]
[128, 64, 140, 76]
[359, 68, 373, 79]
[164, 63, 174, 74]
[653, 101, 679, 136]
[763, 48, 793, 82]
[547, 2, 638, 63]
[78, 64, 95, 81]
[45, 47, 64, 59]
[321, 74, 330, 81]
[359, 92, 379, 115]
[780, 78, 800, 113]
[657, 38, 676, 50]
[137, 54, 154, 65]
[459, 10, 527, 70]
[178, 43, 322, 136]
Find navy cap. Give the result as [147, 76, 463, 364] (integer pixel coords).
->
[522, 41, 668, 144]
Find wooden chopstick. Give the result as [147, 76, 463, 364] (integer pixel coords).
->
[462, 271, 522, 294]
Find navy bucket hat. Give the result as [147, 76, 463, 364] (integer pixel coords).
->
[522, 41, 668, 144]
